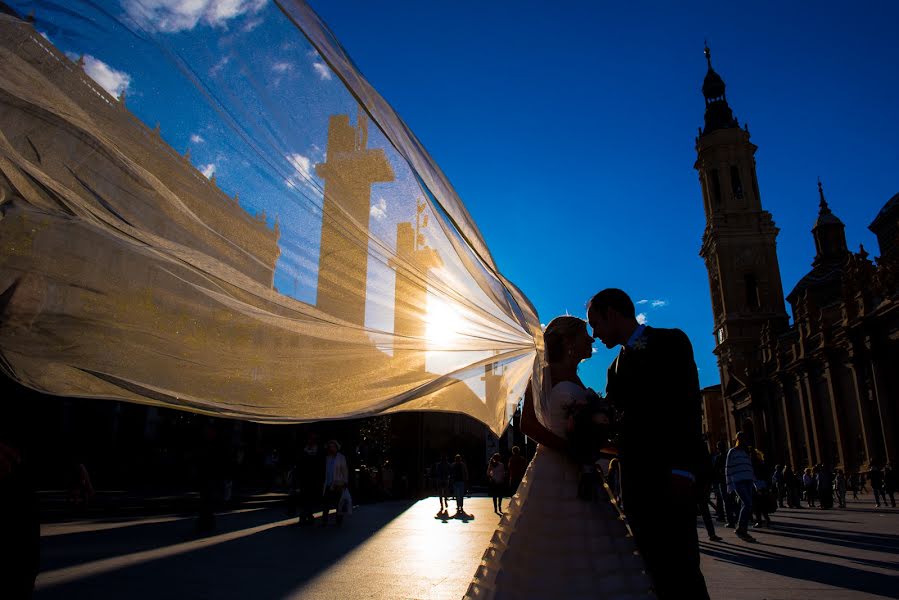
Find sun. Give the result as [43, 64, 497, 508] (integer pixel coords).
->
[424, 293, 465, 347]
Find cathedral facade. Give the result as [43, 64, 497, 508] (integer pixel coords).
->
[695, 47, 898, 473]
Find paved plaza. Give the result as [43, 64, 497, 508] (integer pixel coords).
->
[34, 493, 898, 599]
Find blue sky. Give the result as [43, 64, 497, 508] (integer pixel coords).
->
[305, 0, 899, 390]
[15, 0, 899, 395]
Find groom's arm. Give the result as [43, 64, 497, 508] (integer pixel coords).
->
[664, 329, 705, 481]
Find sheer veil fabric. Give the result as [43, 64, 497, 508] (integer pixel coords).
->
[0, 0, 544, 434]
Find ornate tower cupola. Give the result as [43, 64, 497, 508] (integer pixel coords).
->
[812, 179, 848, 265]
[702, 44, 739, 134]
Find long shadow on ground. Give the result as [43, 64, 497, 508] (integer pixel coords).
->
[702, 540, 897, 597]
[35, 501, 414, 600]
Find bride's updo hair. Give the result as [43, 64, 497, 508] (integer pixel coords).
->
[543, 316, 587, 363]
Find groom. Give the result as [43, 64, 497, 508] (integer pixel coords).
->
[587, 288, 710, 600]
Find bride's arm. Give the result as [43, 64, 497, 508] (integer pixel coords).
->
[520, 382, 568, 452]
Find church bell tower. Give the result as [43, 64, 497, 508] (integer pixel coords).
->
[695, 45, 789, 424]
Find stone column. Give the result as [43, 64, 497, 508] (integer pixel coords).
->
[792, 371, 816, 466]
[821, 357, 847, 469]
[777, 377, 797, 468]
[845, 358, 874, 468]
[869, 358, 897, 465]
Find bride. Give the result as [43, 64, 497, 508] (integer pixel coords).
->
[464, 316, 654, 599]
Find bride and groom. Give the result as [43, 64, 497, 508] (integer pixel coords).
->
[465, 288, 710, 599]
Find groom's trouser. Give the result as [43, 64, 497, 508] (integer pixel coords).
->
[623, 472, 709, 600]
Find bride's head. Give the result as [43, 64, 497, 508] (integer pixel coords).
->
[544, 316, 593, 366]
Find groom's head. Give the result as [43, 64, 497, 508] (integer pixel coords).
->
[586, 288, 637, 348]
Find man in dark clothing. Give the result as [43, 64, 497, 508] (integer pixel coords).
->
[884, 465, 897, 508]
[589, 288, 710, 600]
[507, 446, 527, 496]
[711, 440, 731, 522]
[450, 454, 468, 513]
[869, 466, 886, 507]
[434, 455, 451, 513]
[297, 433, 323, 525]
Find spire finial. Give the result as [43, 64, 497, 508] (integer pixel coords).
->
[859, 243, 868, 260]
[704, 40, 712, 69]
[817, 177, 830, 213]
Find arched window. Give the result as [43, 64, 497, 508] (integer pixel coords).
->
[730, 165, 743, 199]
[710, 169, 722, 205]
[744, 273, 759, 309]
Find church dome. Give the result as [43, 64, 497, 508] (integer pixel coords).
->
[869, 191, 899, 231]
[702, 68, 726, 100]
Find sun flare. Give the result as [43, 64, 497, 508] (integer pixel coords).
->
[425, 293, 465, 347]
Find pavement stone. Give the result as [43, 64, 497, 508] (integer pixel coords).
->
[33, 493, 899, 599]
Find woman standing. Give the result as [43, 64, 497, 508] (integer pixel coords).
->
[487, 453, 507, 514]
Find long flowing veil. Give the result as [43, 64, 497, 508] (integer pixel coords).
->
[0, 0, 544, 434]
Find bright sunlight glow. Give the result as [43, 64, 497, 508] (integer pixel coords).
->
[424, 293, 465, 347]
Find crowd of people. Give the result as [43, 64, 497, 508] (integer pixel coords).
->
[706, 433, 897, 542]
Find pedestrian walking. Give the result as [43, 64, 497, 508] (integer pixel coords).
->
[849, 472, 860, 500]
[451, 454, 469, 514]
[751, 448, 772, 528]
[320, 440, 348, 527]
[434, 454, 452, 514]
[834, 469, 847, 508]
[803, 468, 816, 507]
[884, 465, 897, 508]
[507, 446, 526, 496]
[869, 465, 886, 508]
[816, 465, 833, 510]
[711, 441, 730, 522]
[487, 453, 507, 514]
[297, 433, 323, 525]
[697, 448, 722, 541]
[771, 464, 784, 508]
[726, 432, 756, 541]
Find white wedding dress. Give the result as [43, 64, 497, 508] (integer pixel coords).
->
[463, 381, 654, 599]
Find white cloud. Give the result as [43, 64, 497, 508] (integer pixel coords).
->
[242, 16, 263, 32]
[190, 134, 204, 144]
[636, 313, 648, 325]
[287, 153, 312, 179]
[636, 299, 648, 305]
[272, 62, 292, 74]
[200, 163, 216, 178]
[651, 299, 668, 308]
[370, 197, 387, 221]
[77, 55, 131, 97]
[123, 0, 267, 33]
[285, 152, 322, 197]
[312, 62, 333, 80]
[210, 56, 230, 77]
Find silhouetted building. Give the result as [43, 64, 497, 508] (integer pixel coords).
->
[695, 46, 899, 472]
[700, 384, 734, 452]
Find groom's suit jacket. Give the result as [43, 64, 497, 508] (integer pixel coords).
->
[605, 326, 707, 497]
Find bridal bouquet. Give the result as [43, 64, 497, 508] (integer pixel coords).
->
[566, 388, 615, 501]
